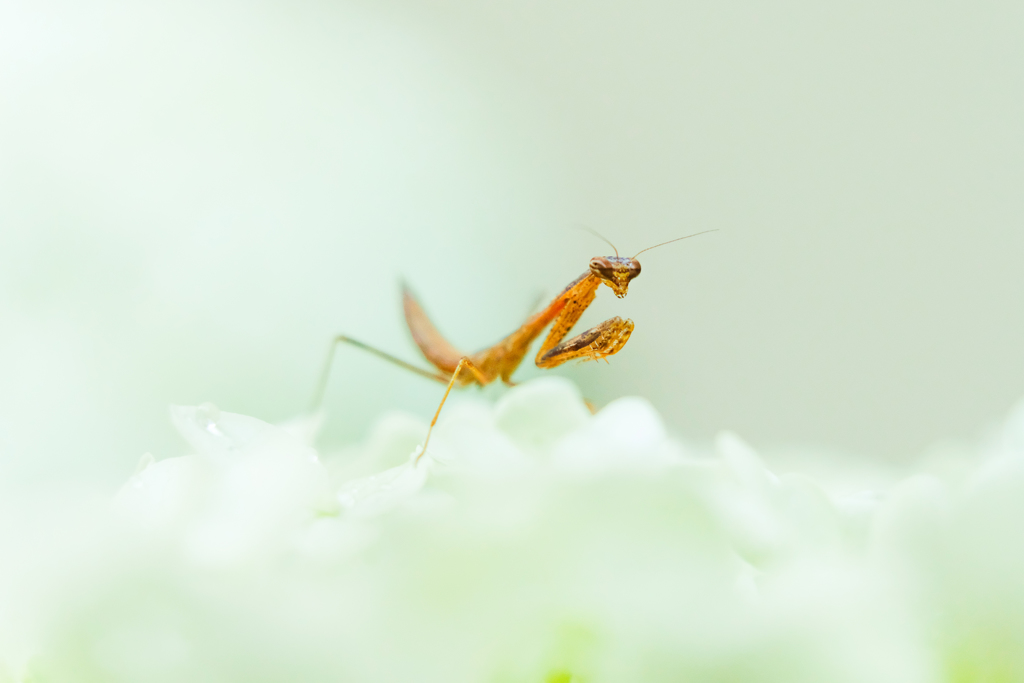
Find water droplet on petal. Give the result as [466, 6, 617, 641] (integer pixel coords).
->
[134, 452, 155, 475]
[197, 402, 224, 437]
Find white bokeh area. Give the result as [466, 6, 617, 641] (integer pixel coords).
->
[2, 378, 1024, 681]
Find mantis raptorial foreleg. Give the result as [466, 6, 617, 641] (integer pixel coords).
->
[533, 277, 599, 363]
[536, 316, 635, 369]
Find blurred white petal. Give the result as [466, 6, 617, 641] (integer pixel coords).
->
[4, 381, 1024, 681]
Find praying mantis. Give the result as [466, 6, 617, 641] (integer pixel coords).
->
[311, 230, 716, 459]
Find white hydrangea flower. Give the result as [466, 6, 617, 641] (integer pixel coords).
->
[2, 379, 1024, 682]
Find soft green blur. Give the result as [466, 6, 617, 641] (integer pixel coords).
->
[2, 0, 1024, 487]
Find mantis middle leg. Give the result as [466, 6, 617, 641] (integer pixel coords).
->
[310, 335, 450, 413]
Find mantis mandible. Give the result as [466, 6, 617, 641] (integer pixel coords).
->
[311, 230, 716, 460]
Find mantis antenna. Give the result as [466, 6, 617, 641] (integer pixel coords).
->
[631, 229, 719, 259]
[576, 225, 620, 257]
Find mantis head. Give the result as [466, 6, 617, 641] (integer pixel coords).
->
[582, 227, 718, 299]
[589, 256, 641, 299]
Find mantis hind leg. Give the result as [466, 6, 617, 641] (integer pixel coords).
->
[535, 317, 635, 369]
[310, 335, 449, 413]
[418, 356, 487, 462]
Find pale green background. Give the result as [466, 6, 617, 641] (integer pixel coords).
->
[2, 0, 1022, 486]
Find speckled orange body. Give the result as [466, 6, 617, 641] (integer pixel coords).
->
[314, 230, 717, 459]
[403, 268, 635, 388]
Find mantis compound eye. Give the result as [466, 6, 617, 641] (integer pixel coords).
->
[589, 257, 615, 279]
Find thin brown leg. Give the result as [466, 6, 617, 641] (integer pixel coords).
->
[417, 356, 485, 462]
[310, 335, 449, 413]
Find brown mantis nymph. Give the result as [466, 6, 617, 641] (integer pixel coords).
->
[312, 230, 716, 459]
